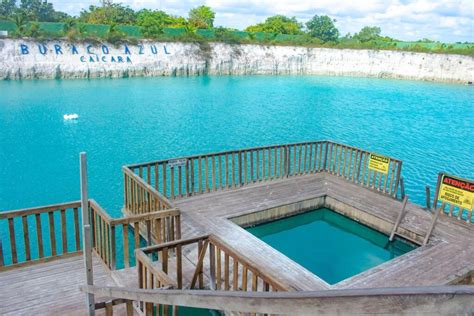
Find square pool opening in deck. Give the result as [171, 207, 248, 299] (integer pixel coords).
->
[245, 208, 417, 285]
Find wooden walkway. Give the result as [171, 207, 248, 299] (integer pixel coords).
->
[0, 253, 119, 315]
[173, 172, 474, 290]
[1, 171, 472, 314]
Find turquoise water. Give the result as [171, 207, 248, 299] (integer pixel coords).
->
[247, 208, 417, 284]
[0, 76, 473, 214]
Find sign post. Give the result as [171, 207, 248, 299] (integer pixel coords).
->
[80, 152, 95, 315]
[423, 172, 474, 245]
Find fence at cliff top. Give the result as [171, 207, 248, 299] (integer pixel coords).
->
[1, 19, 472, 51]
[123, 141, 403, 205]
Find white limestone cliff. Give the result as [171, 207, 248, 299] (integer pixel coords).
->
[0, 39, 472, 83]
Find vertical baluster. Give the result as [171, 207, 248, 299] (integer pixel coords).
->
[110, 224, 116, 270]
[190, 159, 194, 194]
[122, 224, 130, 268]
[250, 150, 254, 182]
[154, 163, 159, 191]
[231, 153, 236, 188]
[185, 161, 189, 197]
[225, 153, 229, 188]
[205, 156, 209, 192]
[238, 151, 242, 186]
[60, 209, 67, 254]
[216, 247, 222, 290]
[242, 266, 248, 291]
[175, 237, 183, 288]
[244, 151, 248, 184]
[48, 211, 56, 256]
[21, 215, 31, 261]
[273, 147, 277, 179]
[35, 213, 44, 258]
[298, 145, 302, 174]
[212, 155, 216, 191]
[262, 149, 266, 180]
[219, 155, 223, 189]
[267, 148, 271, 179]
[198, 157, 202, 193]
[233, 258, 239, 290]
[304, 144, 308, 173]
[8, 218, 17, 264]
[224, 253, 230, 290]
[134, 222, 140, 251]
[170, 166, 175, 199]
[73, 207, 80, 251]
[178, 165, 183, 197]
[256, 150, 260, 181]
[147, 165, 151, 185]
[162, 162, 167, 198]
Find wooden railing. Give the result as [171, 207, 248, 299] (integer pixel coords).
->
[94, 298, 134, 315]
[134, 234, 290, 315]
[0, 199, 181, 271]
[124, 141, 403, 205]
[89, 199, 181, 269]
[81, 284, 474, 315]
[123, 166, 174, 216]
[0, 201, 82, 270]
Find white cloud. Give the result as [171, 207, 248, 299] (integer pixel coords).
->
[50, 0, 474, 42]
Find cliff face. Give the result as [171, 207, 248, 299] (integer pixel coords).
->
[0, 39, 473, 83]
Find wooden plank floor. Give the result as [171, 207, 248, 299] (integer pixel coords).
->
[174, 172, 474, 291]
[0, 253, 120, 315]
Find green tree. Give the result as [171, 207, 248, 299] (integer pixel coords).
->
[18, 0, 69, 22]
[79, 2, 136, 25]
[10, 10, 27, 36]
[245, 15, 303, 35]
[188, 5, 215, 29]
[0, 0, 16, 18]
[305, 15, 339, 42]
[354, 26, 381, 42]
[137, 9, 188, 38]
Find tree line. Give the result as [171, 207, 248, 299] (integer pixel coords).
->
[1, 0, 472, 56]
[0, 0, 398, 43]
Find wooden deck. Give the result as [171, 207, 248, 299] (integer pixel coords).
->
[172, 172, 474, 290]
[1, 170, 472, 314]
[0, 253, 119, 315]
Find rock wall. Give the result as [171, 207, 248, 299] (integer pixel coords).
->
[0, 39, 473, 83]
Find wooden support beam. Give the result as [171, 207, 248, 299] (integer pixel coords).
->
[80, 285, 474, 315]
[80, 152, 95, 316]
[389, 196, 409, 241]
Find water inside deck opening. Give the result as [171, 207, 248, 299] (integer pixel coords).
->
[246, 208, 417, 285]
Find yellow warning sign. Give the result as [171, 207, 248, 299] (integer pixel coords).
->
[438, 175, 474, 210]
[368, 153, 390, 174]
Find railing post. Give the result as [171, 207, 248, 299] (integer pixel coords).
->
[425, 185, 431, 210]
[323, 142, 329, 171]
[80, 152, 95, 316]
[399, 177, 406, 200]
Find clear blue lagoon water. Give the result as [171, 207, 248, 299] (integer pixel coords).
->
[246, 208, 417, 284]
[0, 76, 473, 214]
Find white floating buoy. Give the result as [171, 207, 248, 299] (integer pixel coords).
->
[63, 114, 79, 120]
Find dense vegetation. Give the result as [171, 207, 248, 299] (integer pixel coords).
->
[0, 0, 472, 55]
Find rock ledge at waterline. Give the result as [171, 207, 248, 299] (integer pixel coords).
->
[0, 39, 472, 83]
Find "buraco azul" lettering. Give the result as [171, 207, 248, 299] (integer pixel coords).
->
[18, 43, 171, 64]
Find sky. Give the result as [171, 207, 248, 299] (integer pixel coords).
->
[50, 0, 474, 42]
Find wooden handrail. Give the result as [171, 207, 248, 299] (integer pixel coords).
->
[0, 201, 82, 269]
[125, 140, 402, 169]
[0, 200, 81, 219]
[124, 140, 404, 204]
[109, 209, 180, 225]
[122, 166, 173, 208]
[80, 285, 474, 315]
